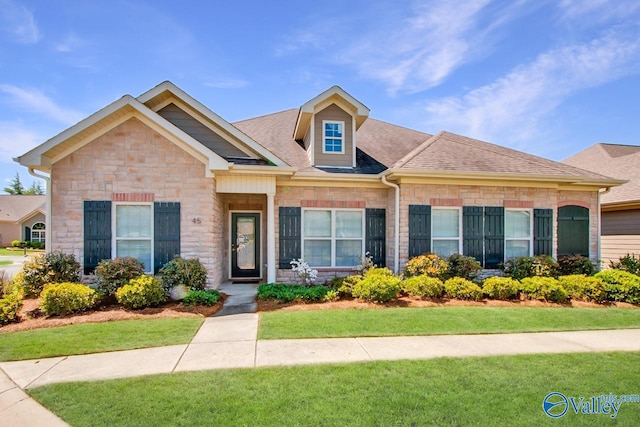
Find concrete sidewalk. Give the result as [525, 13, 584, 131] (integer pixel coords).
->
[1, 314, 640, 425]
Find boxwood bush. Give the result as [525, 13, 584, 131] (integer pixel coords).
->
[20, 251, 80, 297]
[95, 257, 145, 296]
[328, 274, 362, 297]
[519, 277, 567, 303]
[257, 283, 329, 302]
[444, 277, 483, 301]
[0, 278, 23, 325]
[115, 275, 167, 309]
[482, 276, 519, 300]
[558, 274, 608, 303]
[158, 257, 207, 291]
[40, 282, 98, 316]
[352, 267, 401, 302]
[594, 270, 640, 304]
[400, 275, 444, 298]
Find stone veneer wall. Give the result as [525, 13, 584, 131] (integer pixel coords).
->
[50, 117, 222, 287]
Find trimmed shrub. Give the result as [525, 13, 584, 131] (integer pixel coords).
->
[329, 275, 362, 297]
[609, 253, 640, 276]
[115, 275, 167, 309]
[257, 283, 329, 302]
[182, 289, 221, 306]
[95, 257, 145, 296]
[446, 254, 482, 280]
[558, 255, 596, 276]
[158, 257, 207, 291]
[352, 268, 401, 302]
[40, 282, 98, 316]
[0, 292, 22, 325]
[11, 240, 23, 248]
[503, 255, 558, 280]
[401, 275, 444, 298]
[519, 277, 567, 302]
[595, 270, 640, 304]
[20, 251, 81, 297]
[404, 254, 448, 278]
[482, 276, 519, 300]
[558, 275, 608, 303]
[444, 277, 483, 301]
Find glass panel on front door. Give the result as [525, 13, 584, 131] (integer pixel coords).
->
[232, 213, 261, 278]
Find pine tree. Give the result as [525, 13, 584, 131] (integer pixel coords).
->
[3, 172, 25, 195]
[25, 180, 45, 195]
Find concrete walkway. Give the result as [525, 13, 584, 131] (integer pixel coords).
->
[2, 309, 640, 425]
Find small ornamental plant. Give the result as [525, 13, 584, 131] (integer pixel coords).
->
[404, 254, 448, 278]
[290, 259, 318, 285]
[354, 252, 376, 275]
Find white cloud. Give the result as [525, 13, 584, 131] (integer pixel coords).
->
[0, 85, 84, 125]
[558, 0, 640, 22]
[421, 26, 640, 145]
[0, 121, 42, 158]
[0, 0, 40, 44]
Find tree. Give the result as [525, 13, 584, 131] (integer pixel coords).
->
[25, 180, 44, 195]
[3, 172, 25, 195]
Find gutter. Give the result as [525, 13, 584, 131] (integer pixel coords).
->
[381, 174, 400, 274]
[27, 168, 51, 253]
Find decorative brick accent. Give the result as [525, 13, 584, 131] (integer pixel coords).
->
[430, 198, 463, 206]
[558, 200, 590, 209]
[112, 193, 155, 202]
[503, 200, 533, 208]
[301, 200, 366, 208]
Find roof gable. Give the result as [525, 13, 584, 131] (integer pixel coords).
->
[0, 195, 46, 223]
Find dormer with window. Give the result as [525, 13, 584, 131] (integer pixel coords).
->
[293, 86, 369, 169]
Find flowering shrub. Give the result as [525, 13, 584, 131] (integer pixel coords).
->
[96, 257, 145, 296]
[20, 251, 80, 297]
[503, 255, 558, 280]
[354, 252, 376, 274]
[404, 254, 448, 278]
[290, 259, 318, 285]
[40, 282, 98, 316]
[446, 254, 482, 280]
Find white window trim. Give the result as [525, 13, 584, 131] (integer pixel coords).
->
[112, 202, 154, 273]
[322, 120, 345, 154]
[31, 222, 46, 243]
[504, 208, 534, 259]
[431, 207, 463, 257]
[301, 208, 365, 267]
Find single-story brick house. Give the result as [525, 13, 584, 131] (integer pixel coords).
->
[0, 195, 46, 247]
[564, 143, 638, 266]
[15, 82, 622, 287]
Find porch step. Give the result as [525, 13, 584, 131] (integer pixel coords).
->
[214, 282, 259, 317]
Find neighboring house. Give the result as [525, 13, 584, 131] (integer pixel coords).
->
[564, 143, 639, 266]
[0, 195, 46, 247]
[15, 82, 622, 287]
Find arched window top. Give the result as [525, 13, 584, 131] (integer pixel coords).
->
[32, 222, 45, 230]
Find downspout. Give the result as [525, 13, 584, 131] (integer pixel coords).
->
[597, 187, 611, 270]
[381, 174, 400, 274]
[28, 168, 51, 253]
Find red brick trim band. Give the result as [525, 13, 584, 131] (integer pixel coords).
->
[430, 198, 463, 207]
[301, 200, 366, 208]
[112, 193, 155, 202]
[503, 200, 534, 208]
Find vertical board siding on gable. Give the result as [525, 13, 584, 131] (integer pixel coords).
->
[484, 207, 504, 269]
[408, 205, 431, 258]
[365, 208, 386, 267]
[154, 202, 181, 274]
[462, 207, 484, 263]
[279, 207, 301, 268]
[533, 209, 553, 256]
[83, 201, 112, 274]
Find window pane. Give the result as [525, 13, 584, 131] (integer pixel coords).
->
[116, 205, 152, 238]
[304, 210, 331, 237]
[325, 122, 342, 138]
[506, 240, 530, 259]
[117, 240, 152, 271]
[506, 210, 531, 238]
[433, 240, 459, 258]
[336, 240, 362, 266]
[336, 211, 362, 238]
[432, 209, 459, 238]
[304, 240, 331, 266]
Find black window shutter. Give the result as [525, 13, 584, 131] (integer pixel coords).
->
[84, 201, 112, 275]
[557, 205, 589, 257]
[533, 208, 553, 256]
[24, 226, 31, 242]
[463, 207, 484, 264]
[408, 205, 431, 258]
[154, 202, 181, 274]
[365, 208, 386, 267]
[484, 206, 504, 269]
[279, 207, 301, 268]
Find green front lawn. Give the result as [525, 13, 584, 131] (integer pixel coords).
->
[0, 260, 12, 266]
[0, 317, 203, 361]
[259, 306, 640, 339]
[29, 352, 640, 426]
[0, 248, 39, 256]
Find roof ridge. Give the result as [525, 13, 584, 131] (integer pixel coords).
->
[233, 108, 298, 125]
[392, 131, 444, 168]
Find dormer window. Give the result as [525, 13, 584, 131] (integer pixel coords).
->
[323, 121, 344, 154]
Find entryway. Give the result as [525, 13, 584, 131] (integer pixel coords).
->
[231, 212, 261, 279]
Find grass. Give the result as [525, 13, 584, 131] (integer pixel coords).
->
[0, 260, 12, 266]
[0, 317, 203, 361]
[258, 306, 640, 339]
[29, 352, 640, 426]
[0, 247, 39, 256]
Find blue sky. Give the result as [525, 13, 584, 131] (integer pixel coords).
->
[1, 0, 639, 192]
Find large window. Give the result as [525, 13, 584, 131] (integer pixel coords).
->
[323, 121, 344, 154]
[431, 208, 461, 258]
[505, 209, 532, 259]
[302, 209, 363, 267]
[31, 222, 46, 243]
[114, 204, 153, 271]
